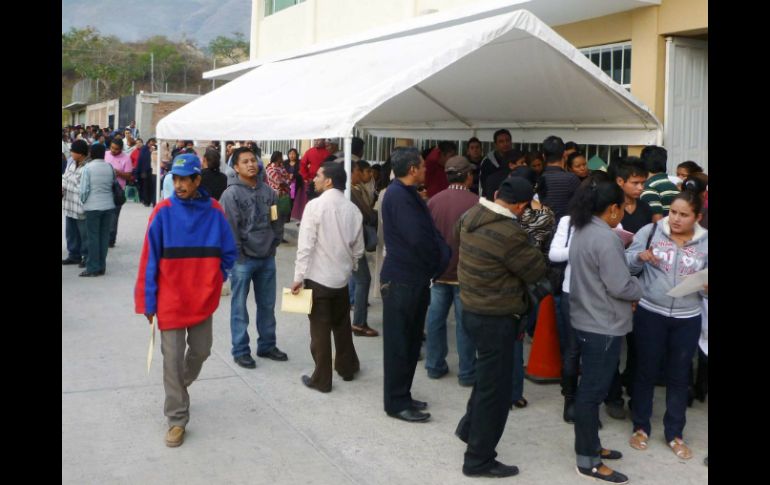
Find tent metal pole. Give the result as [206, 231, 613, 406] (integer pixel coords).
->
[221, 140, 226, 168]
[344, 136, 352, 200]
[156, 138, 163, 203]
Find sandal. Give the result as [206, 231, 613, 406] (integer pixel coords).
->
[668, 438, 693, 460]
[629, 430, 649, 450]
[512, 398, 528, 408]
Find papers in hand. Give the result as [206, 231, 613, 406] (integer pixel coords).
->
[613, 227, 634, 248]
[147, 316, 155, 374]
[667, 269, 708, 298]
[281, 288, 313, 314]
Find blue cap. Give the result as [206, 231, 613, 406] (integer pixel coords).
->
[170, 153, 202, 176]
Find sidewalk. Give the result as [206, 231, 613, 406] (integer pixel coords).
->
[62, 201, 708, 485]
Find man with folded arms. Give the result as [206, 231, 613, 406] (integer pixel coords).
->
[455, 177, 546, 477]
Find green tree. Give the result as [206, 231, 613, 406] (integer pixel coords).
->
[208, 32, 249, 65]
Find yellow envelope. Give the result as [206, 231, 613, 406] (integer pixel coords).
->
[270, 205, 278, 221]
[281, 288, 313, 314]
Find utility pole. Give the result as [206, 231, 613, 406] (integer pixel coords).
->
[151, 52, 155, 93]
[212, 57, 216, 91]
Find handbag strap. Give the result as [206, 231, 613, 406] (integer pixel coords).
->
[645, 222, 658, 250]
[565, 222, 572, 247]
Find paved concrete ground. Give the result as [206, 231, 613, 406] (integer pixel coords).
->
[62, 201, 708, 484]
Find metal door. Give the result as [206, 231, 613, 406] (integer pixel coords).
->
[664, 37, 708, 173]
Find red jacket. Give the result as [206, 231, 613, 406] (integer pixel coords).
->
[299, 147, 331, 182]
[424, 147, 449, 198]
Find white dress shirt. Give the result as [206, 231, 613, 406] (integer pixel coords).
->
[294, 188, 364, 289]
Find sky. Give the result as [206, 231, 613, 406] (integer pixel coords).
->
[61, 0, 252, 47]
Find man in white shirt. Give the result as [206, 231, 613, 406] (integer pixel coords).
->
[291, 162, 364, 393]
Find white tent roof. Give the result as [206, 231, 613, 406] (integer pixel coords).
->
[157, 1, 661, 145]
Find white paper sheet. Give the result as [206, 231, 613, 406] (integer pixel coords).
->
[667, 269, 708, 298]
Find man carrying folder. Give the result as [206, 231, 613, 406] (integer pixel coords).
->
[134, 154, 237, 447]
[291, 162, 364, 392]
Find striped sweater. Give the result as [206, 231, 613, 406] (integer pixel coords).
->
[134, 188, 238, 330]
[640, 173, 680, 216]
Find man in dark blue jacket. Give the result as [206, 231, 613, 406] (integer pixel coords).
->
[380, 147, 451, 423]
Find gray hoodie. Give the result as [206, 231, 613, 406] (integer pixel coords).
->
[569, 216, 643, 336]
[626, 218, 708, 318]
[220, 175, 283, 260]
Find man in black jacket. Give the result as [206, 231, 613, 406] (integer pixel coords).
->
[380, 147, 451, 423]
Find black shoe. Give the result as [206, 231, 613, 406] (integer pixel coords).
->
[62, 258, 80, 265]
[605, 401, 627, 420]
[78, 271, 100, 277]
[108, 242, 116, 248]
[78, 260, 86, 268]
[411, 399, 428, 410]
[257, 348, 288, 361]
[463, 461, 519, 478]
[511, 397, 528, 409]
[387, 408, 430, 422]
[458, 379, 474, 388]
[96, 270, 105, 275]
[704, 456, 708, 466]
[234, 354, 256, 369]
[576, 464, 628, 484]
[341, 375, 354, 382]
[564, 398, 575, 423]
[600, 449, 623, 460]
[301, 375, 330, 393]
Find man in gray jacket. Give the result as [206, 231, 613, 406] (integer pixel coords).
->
[220, 147, 287, 368]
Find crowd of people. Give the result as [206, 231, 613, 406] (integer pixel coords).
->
[63, 127, 708, 482]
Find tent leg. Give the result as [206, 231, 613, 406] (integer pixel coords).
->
[344, 136, 352, 200]
[156, 138, 162, 203]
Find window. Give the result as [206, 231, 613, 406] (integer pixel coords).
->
[580, 42, 632, 90]
[264, 0, 305, 17]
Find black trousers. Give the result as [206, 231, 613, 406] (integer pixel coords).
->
[305, 279, 360, 392]
[381, 281, 430, 414]
[456, 311, 517, 474]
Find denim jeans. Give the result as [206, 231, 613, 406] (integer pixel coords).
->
[109, 203, 122, 245]
[631, 306, 701, 442]
[525, 300, 539, 338]
[381, 281, 430, 414]
[230, 256, 278, 356]
[351, 255, 371, 325]
[573, 329, 622, 469]
[560, 292, 579, 398]
[65, 216, 88, 261]
[456, 311, 517, 474]
[424, 283, 476, 383]
[511, 338, 524, 402]
[554, 294, 569, 357]
[84, 209, 114, 273]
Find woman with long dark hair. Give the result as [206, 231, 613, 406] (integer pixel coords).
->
[568, 173, 643, 484]
[626, 188, 708, 461]
[284, 148, 302, 221]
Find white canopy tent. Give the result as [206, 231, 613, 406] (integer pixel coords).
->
[156, 0, 661, 200]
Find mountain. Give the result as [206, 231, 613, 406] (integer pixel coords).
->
[61, 0, 251, 47]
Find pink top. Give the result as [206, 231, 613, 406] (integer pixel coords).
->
[105, 152, 133, 189]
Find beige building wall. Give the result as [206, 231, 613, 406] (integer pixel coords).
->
[252, 0, 706, 155]
[553, 0, 707, 155]
[85, 100, 119, 128]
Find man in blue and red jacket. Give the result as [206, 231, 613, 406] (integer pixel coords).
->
[134, 153, 237, 448]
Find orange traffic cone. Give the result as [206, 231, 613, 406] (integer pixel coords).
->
[524, 294, 562, 383]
